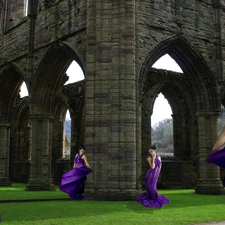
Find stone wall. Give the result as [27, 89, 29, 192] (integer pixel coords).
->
[0, 0, 225, 196]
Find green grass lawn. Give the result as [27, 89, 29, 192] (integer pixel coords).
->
[0, 183, 225, 225]
[0, 183, 67, 200]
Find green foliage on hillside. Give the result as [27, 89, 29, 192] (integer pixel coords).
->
[151, 114, 225, 155]
[151, 119, 173, 154]
[65, 119, 71, 142]
[65, 112, 225, 153]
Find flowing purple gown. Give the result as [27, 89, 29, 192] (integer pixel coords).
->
[205, 147, 225, 169]
[136, 156, 170, 208]
[60, 154, 92, 200]
[205, 147, 225, 186]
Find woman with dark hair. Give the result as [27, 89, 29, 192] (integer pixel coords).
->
[136, 146, 170, 208]
[60, 144, 92, 200]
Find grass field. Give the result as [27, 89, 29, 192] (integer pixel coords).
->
[0, 183, 225, 225]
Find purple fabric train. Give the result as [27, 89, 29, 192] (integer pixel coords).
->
[205, 147, 225, 186]
[136, 156, 170, 208]
[205, 147, 225, 169]
[60, 154, 92, 200]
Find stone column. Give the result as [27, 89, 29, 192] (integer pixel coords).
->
[26, 114, 55, 191]
[85, 0, 139, 199]
[0, 124, 12, 186]
[195, 111, 224, 194]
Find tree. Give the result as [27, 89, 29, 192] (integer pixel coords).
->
[151, 119, 173, 154]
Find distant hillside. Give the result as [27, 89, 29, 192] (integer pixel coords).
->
[151, 118, 173, 154]
[65, 119, 71, 142]
[65, 115, 225, 148]
[152, 115, 225, 155]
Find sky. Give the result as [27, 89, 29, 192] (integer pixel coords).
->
[20, 54, 182, 126]
[151, 54, 183, 125]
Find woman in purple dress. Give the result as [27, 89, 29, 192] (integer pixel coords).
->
[206, 125, 225, 168]
[205, 126, 225, 186]
[60, 145, 92, 200]
[137, 146, 170, 208]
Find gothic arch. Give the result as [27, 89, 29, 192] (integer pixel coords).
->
[140, 69, 199, 188]
[50, 81, 85, 184]
[31, 41, 85, 114]
[138, 35, 220, 188]
[51, 84, 85, 159]
[57, 81, 86, 155]
[139, 35, 219, 110]
[0, 63, 26, 122]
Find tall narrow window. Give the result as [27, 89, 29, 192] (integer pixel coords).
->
[151, 93, 173, 156]
[5, 0, 28, 29]
[151, 54, 183, 156]
[64, 110, 71, 158]
[25, 0, 28, 16]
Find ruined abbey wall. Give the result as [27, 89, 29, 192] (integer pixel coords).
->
[0, 0, 225, 197]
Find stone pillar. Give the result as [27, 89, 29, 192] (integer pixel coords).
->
[195, 111, 224, 194]
[0, 124, 12, 186]
[85, 0, 139, 199]
[26, 114, 55, 191]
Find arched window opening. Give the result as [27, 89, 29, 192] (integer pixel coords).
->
[20, 81, 29, 98]
[150, 54, 183, 157]
[152, 54, 183, 73]
[151, 93, 173, 156]
[65, 61, 84, 85]
[25, 0, 29, 16]
[63, 110, 71, 159]
[4, 0, 28, 30]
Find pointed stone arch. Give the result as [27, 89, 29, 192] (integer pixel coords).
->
[140, 68, 198, 187]
[0, 62, 27, 186]
[31, 41, 85, 114]
[51, 81, 85, 160]
[139, 35, 219, 110]
[25, 42, 86, 189]
[139, 36, 223, 193]
[0, 63, 26, 122]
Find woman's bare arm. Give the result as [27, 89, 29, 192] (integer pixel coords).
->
[147, 156, 155, 169]
[73, 154, 78, 168]
[212, 126, 225, 153]
[82, 155, 91, 169]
